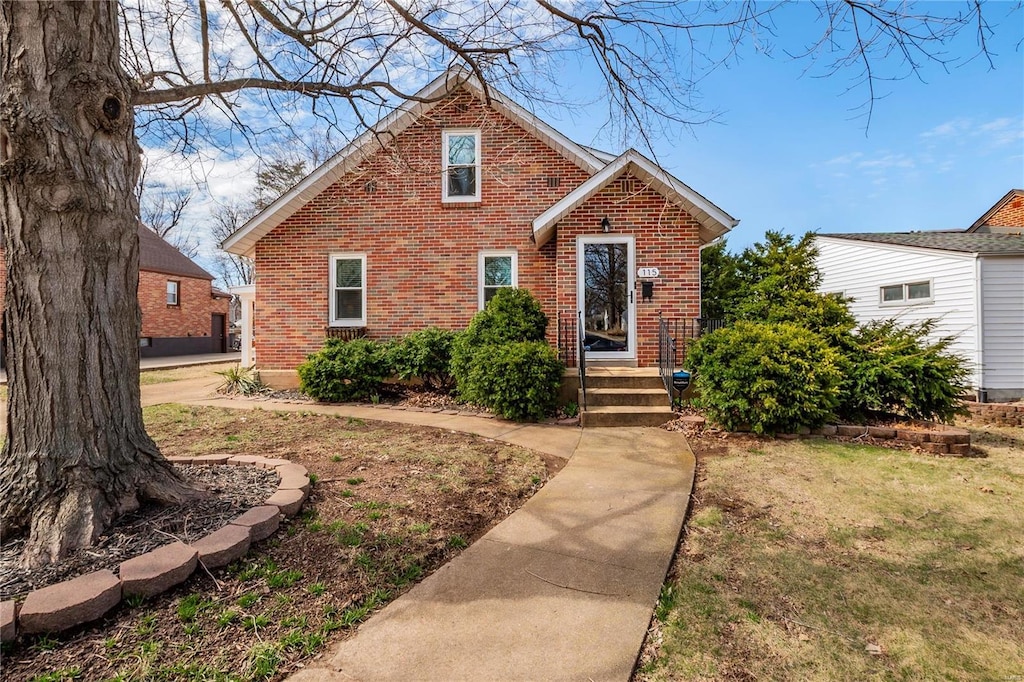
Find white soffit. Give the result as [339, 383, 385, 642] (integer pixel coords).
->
[531, 150, 739, 247]
[221, 69, 605, 258]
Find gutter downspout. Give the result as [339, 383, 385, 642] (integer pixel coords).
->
[698, 237, 724, 319]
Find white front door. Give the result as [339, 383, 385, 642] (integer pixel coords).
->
[577, 235, 636, 360]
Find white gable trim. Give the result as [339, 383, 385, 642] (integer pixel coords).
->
[221, 69, 604, 258]
[531, 150, 738, 247]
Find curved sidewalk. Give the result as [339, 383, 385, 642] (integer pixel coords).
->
[179, 395, 696, 681]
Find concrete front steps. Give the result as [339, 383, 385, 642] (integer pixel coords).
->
[580, 367, 675, 427]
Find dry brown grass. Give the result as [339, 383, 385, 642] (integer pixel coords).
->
[638, 426, 1024, 682]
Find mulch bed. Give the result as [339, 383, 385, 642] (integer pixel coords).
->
[0, 464, 278, 601]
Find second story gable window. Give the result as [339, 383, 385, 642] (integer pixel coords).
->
[442, 130, 480, 202]
[166, 280, 180, 306]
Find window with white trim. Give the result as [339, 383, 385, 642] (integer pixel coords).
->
[880, 280, 932, 306]
[166, 280, 180, 306]
[479, 251, 517, 308]
[330, 254, 366, 326]
[443, 130, 481, 202]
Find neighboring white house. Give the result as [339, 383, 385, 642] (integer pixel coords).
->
[815, 191, 1024, 403]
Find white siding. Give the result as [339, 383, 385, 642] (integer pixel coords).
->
[979, 256, 1024, 398]
[815, 237, 981, 389]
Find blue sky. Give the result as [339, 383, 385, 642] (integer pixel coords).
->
[543, 2, 1024, 250]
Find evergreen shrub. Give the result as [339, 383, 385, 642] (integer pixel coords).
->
[389, 327, 458, 391]
[464, 341, 563, 422]
[298, 338, 392, 402]
[451, 288, 548, 392]
[839, 319, 971, 423]
[688, 321, 842, 434]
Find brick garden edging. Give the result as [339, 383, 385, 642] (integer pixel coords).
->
[962, 401, 1024, 428]
[0, 456, 310, 642]
[676, 416, 974, 456]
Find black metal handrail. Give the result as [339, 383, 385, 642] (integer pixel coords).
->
[658, 317, 726, 401]
[577, 310, 587, 411]
[658, 313, 675, 397]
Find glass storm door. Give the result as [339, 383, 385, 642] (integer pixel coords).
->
[577, 236, 635, 360]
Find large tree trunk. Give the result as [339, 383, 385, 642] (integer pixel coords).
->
[0, 1, 203, 568]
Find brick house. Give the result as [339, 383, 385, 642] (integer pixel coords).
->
[136, 225, 231, 357]
[223, 70, 738, 387]
[1, 225, 231, 365]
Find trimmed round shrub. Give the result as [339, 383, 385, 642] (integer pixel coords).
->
[298, 337, 392, 402]
[389, 327, 458, 391]
[451, 288, 548, 394]
[463, 341, 563, 422]
[688, 321, 843, 434]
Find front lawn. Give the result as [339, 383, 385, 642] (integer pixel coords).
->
[638, 426, 1024, 681]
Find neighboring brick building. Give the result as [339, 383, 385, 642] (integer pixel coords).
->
[223, 69, 738, 383]
[136, 225, 231, 357]
[1, 225, 230, 363]
[968, 189, 1024, 233]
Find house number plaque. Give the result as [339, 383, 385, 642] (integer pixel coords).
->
[637, 267, 660, 279]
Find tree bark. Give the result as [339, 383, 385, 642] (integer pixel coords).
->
[0, 1, 203, 568]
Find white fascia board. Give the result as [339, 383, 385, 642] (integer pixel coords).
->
[532, 150, 738, 247]
[814, 235, 979, 261]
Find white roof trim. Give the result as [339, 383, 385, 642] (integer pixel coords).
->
[531, 150, 738, 247]
[221, 68, 604, 258]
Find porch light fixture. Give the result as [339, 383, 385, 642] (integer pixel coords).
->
[601, 216, 611, 233]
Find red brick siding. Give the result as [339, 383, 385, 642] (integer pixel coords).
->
[984, 194, 1024, 227]
[253, 90, 704, 370]
[254, 90, 590, 369]
[138, 270, 228, 339]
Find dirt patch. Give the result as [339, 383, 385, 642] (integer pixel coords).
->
[1, 405, 557, 682]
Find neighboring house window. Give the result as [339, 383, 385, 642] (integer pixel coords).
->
[479, 250, 517, 308]
[880, 280, 932, 306]
[166, 281, 180, 306]
[330, 254, 366, 326]
[442, 130, 481, 202]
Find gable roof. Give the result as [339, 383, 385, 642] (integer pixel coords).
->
[968, 189, 1024, 232]
[818, 231, 1024, 256]
[138, 224, 214, 279]
[531, 150, 738, 247]
[222, 69, 607, 258]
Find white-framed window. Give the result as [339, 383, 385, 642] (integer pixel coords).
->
[479, 250, 517, 309]
[166, 280, 180, 306]
[442, 130, 481, 202]
[880, 280, 932, 306]
[330, 254, 367, 326]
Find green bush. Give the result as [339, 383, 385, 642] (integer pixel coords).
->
[839, 319, 971, 423]
[451, 288, 548, 393]
[688, 321, 843, 435]
[463, 341, 563, 422]
[297, 338, 392, 402]
[389, 327, 458, 391]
